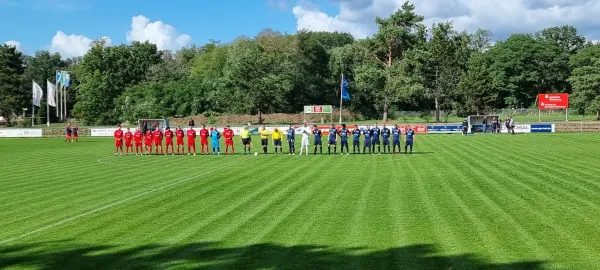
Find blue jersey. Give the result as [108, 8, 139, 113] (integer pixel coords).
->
[371, 127, 380, 140]
[211, 130, 221, 141]
[313, 129, 322, 141]
[362, 129, 371, 140]
[406, 129, 415, 141]
[352, 129, 361, 140]
[339, 128, 350, 140]
[392, 128, 400, 140]
[287, 128, 295, 140]
[381, 128, 391, 140]
[329, 128, 338, 140]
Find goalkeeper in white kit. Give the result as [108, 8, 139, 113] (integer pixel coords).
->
[299, 123, 311, 155]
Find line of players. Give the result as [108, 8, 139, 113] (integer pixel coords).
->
[111, 122, 416, 156]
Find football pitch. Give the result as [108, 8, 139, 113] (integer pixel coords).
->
[1, 133, 599, 269]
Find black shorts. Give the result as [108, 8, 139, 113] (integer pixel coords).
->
[372, 139, 380, 145]
[274, 139, 282, 146]
[406, 140, 414, 146]
[314, 140, 322, 146]
[242, 138, 250, 145]
[261, 139, 268, 146]
[383, 139, 390, 146]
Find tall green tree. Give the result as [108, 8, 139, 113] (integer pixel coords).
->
[488, 34, 570, 108]
[535, 25, 586, 55]
[73, 40, 161, 124]
[458, 52, 497, 114]
[424, 22, 471, 121]
[0, 44, 26, 125]
[357, 1, 425, 121]
[568, 45, 600, 119]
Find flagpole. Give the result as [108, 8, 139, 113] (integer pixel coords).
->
[63, 85, 67, 120]
[32, 103, 35, 127]
[339, 74, 343, 124]
[46, 82, 50, 126]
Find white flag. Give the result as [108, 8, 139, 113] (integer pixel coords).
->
[32, 81, 43, 107]
[47, 80, 57, 107]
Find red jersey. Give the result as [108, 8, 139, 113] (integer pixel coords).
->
[176, 129, 184, 139]
[165, 130, 174, 140]
[124, 131, 133, 142]
[114, 129, 123, 140]
[199, 128, 209, 139]
[134, 131, 143, 143]
[153, 130, 163, 141]
[187, 129, 196, 139]
[223, 129, 234, 141]
[145, 131, 152, 141]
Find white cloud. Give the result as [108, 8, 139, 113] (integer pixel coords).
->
[292, 0, 600, 40]
[126, 15, 192, 51]
[4, 40, 21, 51]
[267, 0, 290, 11]
[50, 31, 112, 58]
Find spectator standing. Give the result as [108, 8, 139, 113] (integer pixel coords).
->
[482, 117, 488, 134]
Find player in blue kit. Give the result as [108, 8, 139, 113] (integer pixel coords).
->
[352, 125, 361, 154]
[338, 124, 350, 155]
[392, 124, 401, 154]
[313, 125, 323, 155]
[211, 126, 221, 155]
[371, 122, 381, 154]
[405, 125, 415, 154]
[381, 124, 391, 154]
[362, 127, 372, 154]
[328, 124, 338, 155]
[287, 124, 295, 155]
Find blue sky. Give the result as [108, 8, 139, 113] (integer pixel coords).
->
[3, 0, 600, 57]
[0, 0, 337, 56]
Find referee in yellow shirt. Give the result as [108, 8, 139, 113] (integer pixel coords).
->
[259, 125, 270, 154]
[272, 128, 283, 154]
[240, 126, 252, 154]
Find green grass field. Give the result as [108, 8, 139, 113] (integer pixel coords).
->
[1, 133, 599, 269]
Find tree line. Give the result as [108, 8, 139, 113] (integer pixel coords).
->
[1, 1, 600, 126]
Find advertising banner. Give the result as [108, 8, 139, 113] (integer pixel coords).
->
[427, 125, 462, 134]
[538, 94, 568, 109]
[303, 105, 332, 113]
[530, 124, 555, 133]
[0, 129, 43, 138]
[501, 124, 531, 133]
[90, 128, 120, 137]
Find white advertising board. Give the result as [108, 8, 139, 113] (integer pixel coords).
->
[0, 129, 43, 138]
[501, 124, 531, 133]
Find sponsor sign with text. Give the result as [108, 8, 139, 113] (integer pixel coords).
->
[538, 93, 568, 109]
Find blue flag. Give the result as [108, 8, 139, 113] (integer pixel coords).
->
[341, 78, 350, 100]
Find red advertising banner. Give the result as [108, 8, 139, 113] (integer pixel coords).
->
[399, 125, 428, 134]
[538, 93, 568, 109]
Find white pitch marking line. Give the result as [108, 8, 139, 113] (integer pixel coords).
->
[0, 157, 253, 244]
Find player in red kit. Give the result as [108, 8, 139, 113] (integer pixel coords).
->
[134, 128, 143, 155]
[187, 126, 197, 155]
[124, 128, 133, 155]
[153, 128, 164, 155]
[175, 126, 185, 155]
[114, 125, 124, 156]
[165, 127, 174, 155]
[223, 125, 235, 155]
[144, 130, 153, 155]
[199, 124, 210, 155]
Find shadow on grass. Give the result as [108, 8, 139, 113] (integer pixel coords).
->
[0, 241, 547, 270]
